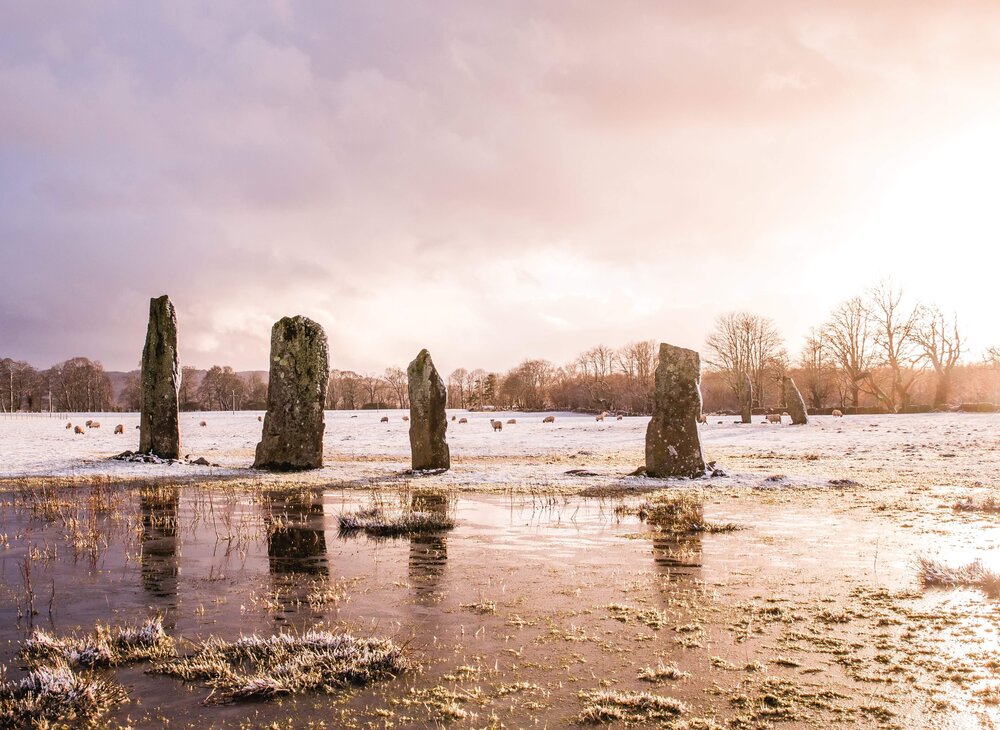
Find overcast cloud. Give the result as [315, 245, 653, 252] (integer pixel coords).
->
[3, 1, 1000, 373]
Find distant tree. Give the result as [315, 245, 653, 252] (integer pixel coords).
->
[914, 307, 962, 408]
[0, 358, 39, 412]
[448, 368, 468, 409]
[865, 281, 922, 411]
[705, 312, 785, 408]
[49, 357, 113, 412]
[179, 366, 200, 410]
[823, 296, 875, 409]
[119, 371, 142, 411]
[198, 366, 245, 411]
[382, 367, 408, 409]
[797, 329, 836, 409]
[245, 373, 268, 410]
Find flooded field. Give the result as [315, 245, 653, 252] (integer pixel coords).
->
[0, 413, 999, 727]
[0, 478, 998, 727]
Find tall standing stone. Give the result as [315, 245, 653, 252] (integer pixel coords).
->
[408, 349, 450, 471]
[645, 343, 707, 478]
[254, 316, 329, 471]
[782, 376, 809, 425]
[139, 295, 180, 459]
[739, 371, 753, 424]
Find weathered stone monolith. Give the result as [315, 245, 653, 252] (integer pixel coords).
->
[254, 316, 329, 470]
[645, 343, 707, 478]
[139, 295, 180, 459]
[739, 372, 753, 424]
[407, 349, 450, 471]
[782, 376, 809, 425]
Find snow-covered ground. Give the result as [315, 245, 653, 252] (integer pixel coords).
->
[2, 410, 998, 491]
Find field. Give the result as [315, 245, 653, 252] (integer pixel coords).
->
[0, 411, 999, 728]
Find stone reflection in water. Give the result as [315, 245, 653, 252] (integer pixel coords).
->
[408, 492, 450, 593]
[139, 487, 180, 606]
[264, 489, 329, 614]
[649, 499, 705, 578]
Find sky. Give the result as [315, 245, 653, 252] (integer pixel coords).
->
[2, 1, 1000, 375]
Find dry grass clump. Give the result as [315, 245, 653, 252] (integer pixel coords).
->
[22, 616, 174, 668]
[953, 496, 1000, 514]
[338, 507, 454, 538]
[631, 493, 741, 534]
[637, 661, 690, 682]
[917, 556, 1000, 595]
[153, 629, 409, 704]
[0, 660, 127, 727]
[578, 689, 687, 724]
[607, 603, 668, 629]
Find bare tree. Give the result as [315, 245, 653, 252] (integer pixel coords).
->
[705, 312, 784, 408]
[797, 328, 836, 409]
[382, 367, 408, 409]
[914, 306, 962, 408]
[865, 281, 922, 411]
[448, 368, 468, 409]
[823, 297, 875, 409]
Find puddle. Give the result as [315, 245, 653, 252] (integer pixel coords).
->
[0, 482, 997, 727]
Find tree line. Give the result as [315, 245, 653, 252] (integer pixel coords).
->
[3, 281, 997, 414]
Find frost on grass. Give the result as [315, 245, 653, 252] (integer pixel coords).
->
[0, 659, 127, 728]
[953, 496, 1000, 514]
[625, 493, 741, 534]
[21, 616, 174, 668]
[917, 556, 1000, 595]
[338, 506, 455, 538]
[578, 689, 687, 724]
[152, 629, 410, 704]
[637, 661, 690, 682]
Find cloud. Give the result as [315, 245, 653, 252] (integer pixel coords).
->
[2, 0, 1000, 372]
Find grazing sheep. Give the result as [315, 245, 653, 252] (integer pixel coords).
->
[89, 421, 101, 429]
[490, 419, 503, 431]
[766, 414, 782, 424]
[458, 417, 468, 424]
[199, 420, 207, 427]
[542, 415, 556, 424]
[402, 415, 409, 422]
[595, 415, 604, 422]
[380, 416, 389, 423]
[258, 415, 263, 422]
[114, 424, 124, 435]
[65, 421, 72, 429]
[600, 411, 608, 418]
[832, 409, 844, 417]
[616, 415, 623, 421]
[74, 425, 84, 435]
[697, 414, 708, 424]
[451, 415, 457, 421]
[85, 419, 93, 427]
[507, 418, 516, 424]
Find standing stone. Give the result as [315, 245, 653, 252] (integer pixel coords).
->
[408, 349, 450, 471]
[139, 295, 180, 459]
[254, 316, 329, 470]
[739, 371, 753, 424]
[782, 376, 809, 425]
[645, 343, 707, 478]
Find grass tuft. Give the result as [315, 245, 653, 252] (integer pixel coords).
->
[629, 493, 741, 534]
[22, 616, 174, 668]
[338, 507, 454, 538]
[152, 629, 410, 704]
[579, 689, 687, 724]
[917, 556, 1000, 595]
[0, 659, 128, 726]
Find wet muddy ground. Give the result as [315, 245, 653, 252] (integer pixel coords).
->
[1, 471, 1000, 728]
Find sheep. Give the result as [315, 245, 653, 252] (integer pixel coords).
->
[65, 421, 72, 429]
[402, 416, 409, 422]
[832, 409, 844, 417]
[697, 414, 708, 424]
[490, 419, 503, 431]
[85, 419, 93, 427]
[380, 416, 389, 423]
[766, 414, 782, 424]
[595, 415, 604, 422]
[542, 415, 556, 424]
[451, 415, 457, 421]
[507, 418, 517, 425]
[89, 421, 101, 429]
[114, 424, 124, 435]
[74, 425, 85, 435]
[616, 415, 623, 421]
[458, 417, 468, 424]
[199, 420, 207, 427]
[258, 415, 263, 422]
